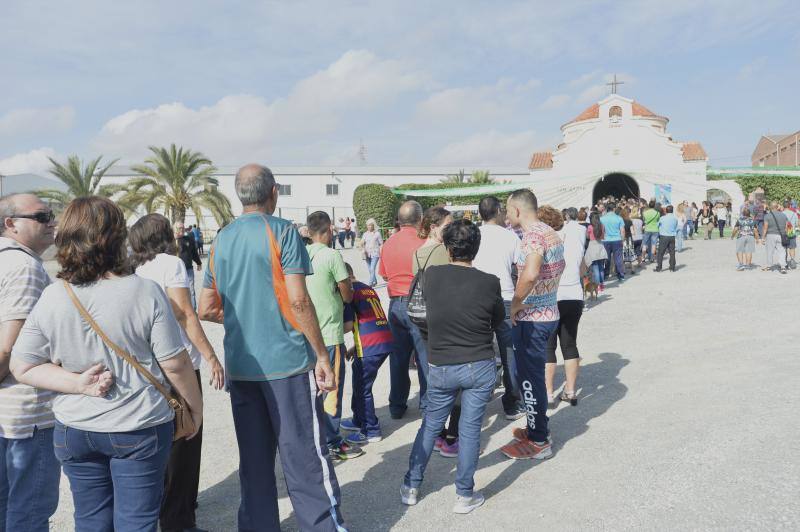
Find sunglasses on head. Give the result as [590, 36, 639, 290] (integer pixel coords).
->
[13, 211, 55, 224]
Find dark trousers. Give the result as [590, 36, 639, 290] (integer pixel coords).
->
[718, 220, 726, 238]
[603, 240, 625, 279]
[496, 301, 521, 412]
[656, 235, 676, 270]
[351, 353, 389, 437]
[545, 300, 583, 363]
[513, 320, 558, 442]
[229, 373, 346, 532]
[387, 297, 429, 417]
[160, 370, 203, 531]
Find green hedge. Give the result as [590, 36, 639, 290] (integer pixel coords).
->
[707, 173, 800, 201]
[352, 183, 400, 233]
[394, 182, 513, 209]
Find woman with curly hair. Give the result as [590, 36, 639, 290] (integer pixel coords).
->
[10, 197, 202, 532]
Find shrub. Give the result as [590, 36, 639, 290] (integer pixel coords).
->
[394, 182, 512, 209]
[353, 183, 400, 233]
[707, 172, 800, 201]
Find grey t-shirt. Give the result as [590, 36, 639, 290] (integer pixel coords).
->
[765, 210, 789, 235]
[12, 275, 185, 432]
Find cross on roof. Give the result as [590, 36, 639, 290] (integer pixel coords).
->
[607, 74, 624, 94]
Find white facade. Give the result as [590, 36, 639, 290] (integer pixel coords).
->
[101, 166, 529, 228]
[528, 94, 711, 208]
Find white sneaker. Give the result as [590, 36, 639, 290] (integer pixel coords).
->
[401, 484, 419, 505]
[367, 434, 383, 443]
[453, 492, 485, 514]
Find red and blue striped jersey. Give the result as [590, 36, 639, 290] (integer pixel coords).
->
[343, 281, 393, 357]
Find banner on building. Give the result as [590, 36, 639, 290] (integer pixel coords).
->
[654, 184, 672, 205]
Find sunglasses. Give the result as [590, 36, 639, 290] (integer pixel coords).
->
[13, 211, 56, 224]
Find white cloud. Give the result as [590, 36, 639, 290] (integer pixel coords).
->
[433, 130, 538, 166]
[568, 71, 601, 88]
[576, 84, 608, 105]
[415, 78, 540, 126]
[0, 147, 57, 175]
[738, 57, 767, 80]
[0, 106, 75, 137]
[539, 94, 571, 110]
[92, 50, 427, 163]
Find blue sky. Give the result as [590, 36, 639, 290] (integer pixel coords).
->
[1, 0, 799, 175]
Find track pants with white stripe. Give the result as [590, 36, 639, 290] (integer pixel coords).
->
[230, 372, 347, 532]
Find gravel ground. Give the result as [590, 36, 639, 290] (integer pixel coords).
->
[46, 236, 800, 531]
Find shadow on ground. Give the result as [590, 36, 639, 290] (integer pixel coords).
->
[196, 354, 628, 531]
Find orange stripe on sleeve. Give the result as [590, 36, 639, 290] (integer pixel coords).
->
[265, 224, 302, 331]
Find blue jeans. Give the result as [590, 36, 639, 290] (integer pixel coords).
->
[365, 256, 379, 286]
[514, 320, 558, 442]
[684, 220, 694, 238]
[404, 358, 496, 497]
[497, 301, 521, 412]
[352, 354, 389, 437]
[590, 260, 605, 285]
[642, 232, 658, 261]
[602, 240, 624, 280]
[324, 344, 347, 446]
[388, 297, 429, 416]
[676, 228, 684, 251]
[54, 421, 173, 532]
[0, 427, 60, 532]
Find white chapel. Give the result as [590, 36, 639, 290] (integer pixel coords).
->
[528, 92, 710, 207]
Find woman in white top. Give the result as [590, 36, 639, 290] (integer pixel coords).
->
[539, 206, 586, 407]
[714, 202, 729, 239]
[129, 213, 224, 532]
[360, 218, 383, 286]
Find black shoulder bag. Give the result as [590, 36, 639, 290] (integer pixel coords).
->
[406, 244, 441, 332]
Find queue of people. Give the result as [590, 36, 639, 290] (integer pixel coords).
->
[3, 171, 798, 530]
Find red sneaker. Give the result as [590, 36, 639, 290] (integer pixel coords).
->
[500, 438, 553, 460]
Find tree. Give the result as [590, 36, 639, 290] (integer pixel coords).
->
[36, 155, 120, 207]
[441, 169, 467, 184]
[353, 183, 400, 233]
[119, 144, 233, 226]
[470, 169, 494, 184]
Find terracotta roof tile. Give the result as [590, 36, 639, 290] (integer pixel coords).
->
[529, 151, 553, 170]
[681, 142, 707, 161]
[571, 104, 599, 123]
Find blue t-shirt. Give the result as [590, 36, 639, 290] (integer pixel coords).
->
[600, 213, 625, 242]
[203, 213, 314, 381]
[658, 213, 679, 236]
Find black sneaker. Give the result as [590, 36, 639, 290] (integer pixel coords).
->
[504, 405, 526, 421]
[329, 441, 364, 461]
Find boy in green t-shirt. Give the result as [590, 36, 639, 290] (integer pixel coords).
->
[642, 199, 661, 263]
[305, 211, 364, 460]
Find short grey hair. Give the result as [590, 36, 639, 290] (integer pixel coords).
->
[0, 194, 20, 236]
[235, 164, 276, 207]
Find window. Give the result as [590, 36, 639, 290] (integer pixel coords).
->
[326, 184, 339, 196]
[277, 184, 292, 196]
[609, 106, 622, 124]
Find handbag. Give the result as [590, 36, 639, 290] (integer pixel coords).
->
[63, 281, 196, 441]
[406, 244, 441, 331]
[770, 212, 790, 248]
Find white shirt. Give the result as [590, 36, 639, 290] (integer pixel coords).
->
[473, 224, 521, 301]
[135, 253, 202, 369]
[556, 221, 586, 301]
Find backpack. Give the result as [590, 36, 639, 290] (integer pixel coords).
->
[406, 244, 441, 333]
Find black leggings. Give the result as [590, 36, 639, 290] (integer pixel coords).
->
[545, 300, 583, 363]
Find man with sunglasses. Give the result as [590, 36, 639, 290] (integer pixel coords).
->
[0, 193, 61, 531]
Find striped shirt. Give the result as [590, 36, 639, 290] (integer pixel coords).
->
[0, 237, 56, 438]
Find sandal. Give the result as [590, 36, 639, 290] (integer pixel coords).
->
[560, 390, 578, 406]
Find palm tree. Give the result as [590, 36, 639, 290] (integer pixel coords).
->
[119, 144, 233, 226]
[470, 170, 494, 184]
[441, 169, 467, 184]
[36, 155, 120, 207]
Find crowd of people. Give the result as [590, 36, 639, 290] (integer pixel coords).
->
[1, 166, 798, 531]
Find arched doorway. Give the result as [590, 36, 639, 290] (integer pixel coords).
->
[592, 173, 639, 204]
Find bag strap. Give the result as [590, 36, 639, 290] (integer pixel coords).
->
[416, 243, 442, 274]
[770, 211, 786, 236]
[62, 280, 177, 406]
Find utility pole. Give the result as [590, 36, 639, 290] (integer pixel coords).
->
[0, 172, 5, 197]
